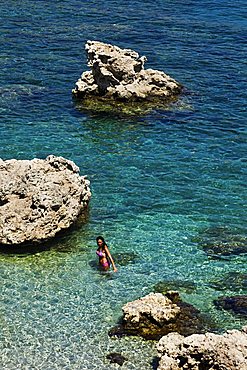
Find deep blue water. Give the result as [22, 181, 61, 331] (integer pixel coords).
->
[0, 0, 247, 369]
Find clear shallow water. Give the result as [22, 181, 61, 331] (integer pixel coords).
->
[0, 0, 247, 368]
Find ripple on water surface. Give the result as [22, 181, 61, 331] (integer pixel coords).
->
[0, 0, 247, 368]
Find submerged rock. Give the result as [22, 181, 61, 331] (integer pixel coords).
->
[109, 292, 212, 340]
[113, 252, 139, 266]
[209, 271, 247, 292]
[193, 226, 247, 257]
[156, 326, 247, 370]
[106, 353, 127, 366]
[72, 41, 182, 114]
[0, 155, 91, 246]
[154, 279, 197, 294]
[214, 295, 247, 317]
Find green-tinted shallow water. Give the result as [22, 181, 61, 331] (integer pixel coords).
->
[1, 0, 247, 368]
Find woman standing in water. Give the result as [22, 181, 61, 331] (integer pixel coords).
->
[96, 236, 117, 272]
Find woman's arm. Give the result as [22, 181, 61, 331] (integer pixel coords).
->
[105, 245, 117, 272]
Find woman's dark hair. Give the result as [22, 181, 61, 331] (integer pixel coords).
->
[96, 236, 106, 246]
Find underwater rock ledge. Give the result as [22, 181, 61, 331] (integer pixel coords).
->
[214, 295, 247, 318]
[72, 40, 183, 114]
[0, 155, 91, 246]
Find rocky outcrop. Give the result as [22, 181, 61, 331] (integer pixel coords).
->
[72, 41, 182, 113]
[109, 292, 212, 340]
[0, 155, 91, 246]
[156, 327, 247, 370]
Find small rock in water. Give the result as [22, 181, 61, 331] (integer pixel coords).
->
[72, 40, 183, 114]
[106, 352, 127, 366]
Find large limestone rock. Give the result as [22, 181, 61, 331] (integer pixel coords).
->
[0, 155, 91, 246]
[156, 327, 247, 370]
[109, 292, 211, 340]
[72, 41, 182, 113]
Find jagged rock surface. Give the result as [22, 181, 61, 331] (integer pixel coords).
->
[72, 41, 182, 103]
[109, 292, 211, 340]
[0, 155, 91, 246]
[156, 327, 247, 370]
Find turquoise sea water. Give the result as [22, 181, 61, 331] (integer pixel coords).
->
[1, 0, 247, 368]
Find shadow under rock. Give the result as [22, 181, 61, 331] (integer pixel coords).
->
[73, 94, 182, 118]
[151, 356, 159, 370]
[0, 211, 90, 257]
